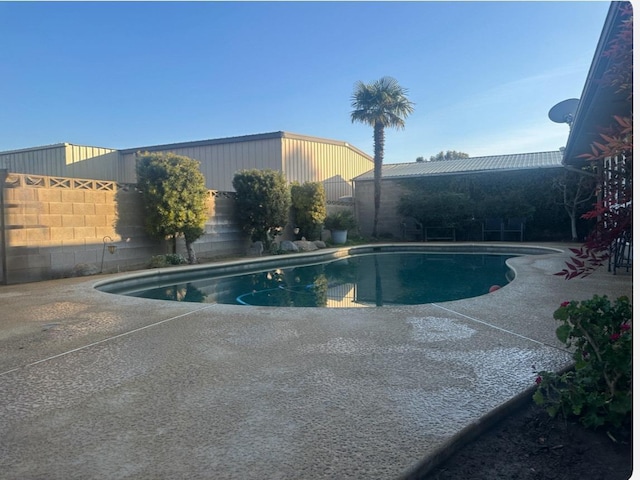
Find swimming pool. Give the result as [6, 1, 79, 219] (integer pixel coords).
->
[96, 245, 556, 308]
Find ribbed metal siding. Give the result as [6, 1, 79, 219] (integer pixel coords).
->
[281, 138, 373, 200]
[120, 138, 283, 190]
[354, 151, 564, 181]
[0, 144, 119, 181]
[0, 145, 67, 176]
[64, 145, 119, 180]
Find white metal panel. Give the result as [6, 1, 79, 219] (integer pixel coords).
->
[64, 144, 119, 181]
[0, 145, 67, 177]
[1, 133, 372, 196]
[122, 137, 283, 191]
[281, 137, 373, 200]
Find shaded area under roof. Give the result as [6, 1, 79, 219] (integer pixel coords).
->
[353, 151, 564, 181]
[563, 2, 631, 166]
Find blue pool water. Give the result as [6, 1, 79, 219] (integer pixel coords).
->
[121, 252, 515, 308]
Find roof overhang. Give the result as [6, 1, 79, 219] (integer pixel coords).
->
[563, 2, 632, 166]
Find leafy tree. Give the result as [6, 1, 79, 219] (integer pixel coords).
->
[136, 152, 208, 264]
[553, 169, 596, 242]
[351, 76, 414, 237]
[429, 150, 470, 162]
[290, 182, 326, 240]
[400, 169, 574, 241]
[232, 169, 291, 249]
[397, 191, 472, 228]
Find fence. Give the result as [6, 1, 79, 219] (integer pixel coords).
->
[0, 171, 246, 284]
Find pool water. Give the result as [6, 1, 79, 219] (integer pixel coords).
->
[127, 253, 515, 308]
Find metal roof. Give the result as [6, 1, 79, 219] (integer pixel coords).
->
[0, 143, 116, 155]
[119, 131, 373, 160]
[353, 151, 564, 181]
[1, 132, 373, 162]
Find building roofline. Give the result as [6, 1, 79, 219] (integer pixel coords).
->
[353, 151, 564, 182]
[120, 131, 373, 162]
[2, 132, 373, 163]
[364, 151, 563, 169]
[119, 131, 286, 154]
[0, 143, 116, 155]
[354, 163, 564, 182]
[0, 143, 68, 155]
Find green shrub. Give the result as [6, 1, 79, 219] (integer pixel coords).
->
[232, 169, 291, 250]
[324, 210, 357, 231]
[397, 190, 472, 227]
[149, 254, 187, 268]
[291, 182, 326, 240]
[533, 295, 632, 429]
[136, 152, 208, 264]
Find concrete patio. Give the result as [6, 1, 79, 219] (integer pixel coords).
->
[0, 244, 632, 479]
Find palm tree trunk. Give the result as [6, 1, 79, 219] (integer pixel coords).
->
[372, 122, 385, 238]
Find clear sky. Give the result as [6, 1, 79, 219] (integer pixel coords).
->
[1, 1, 611, 163]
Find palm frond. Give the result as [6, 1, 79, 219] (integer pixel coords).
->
[350, 76, 414, 128]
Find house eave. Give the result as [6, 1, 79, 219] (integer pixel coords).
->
[563, 2, 631, 166]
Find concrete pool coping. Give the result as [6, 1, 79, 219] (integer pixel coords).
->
[93, 243, 563, 296]
[0, 243, 632, 479]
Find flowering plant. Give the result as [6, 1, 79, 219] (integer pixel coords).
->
[533, 295, 632, 429]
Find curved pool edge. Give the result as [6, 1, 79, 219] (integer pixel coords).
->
[93, 243, 564, 296]
[1, 244, 631, 480]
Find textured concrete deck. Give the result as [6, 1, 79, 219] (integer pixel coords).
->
[0, 244, 632, 479]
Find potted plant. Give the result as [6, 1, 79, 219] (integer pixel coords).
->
[324, 210, 357, 244]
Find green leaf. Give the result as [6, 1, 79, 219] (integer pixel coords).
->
[532, 389, 544, 405]
[556, 324, 572, 343]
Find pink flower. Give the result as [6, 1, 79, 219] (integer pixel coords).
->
[535, 376, 542, 385]
[560, 301, 571, 308]
[621, 323, 631, 332]
[610, 333, 621, 341]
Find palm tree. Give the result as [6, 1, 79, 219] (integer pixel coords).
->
[351, 76, 414, 237]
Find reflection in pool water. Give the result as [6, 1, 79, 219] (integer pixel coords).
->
[128, 253, 514, 308]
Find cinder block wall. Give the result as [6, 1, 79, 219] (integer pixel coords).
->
[176, 191, 249, 261]
[1, 173, 246, 284]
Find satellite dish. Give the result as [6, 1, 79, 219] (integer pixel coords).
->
[548, 98, 579, 125]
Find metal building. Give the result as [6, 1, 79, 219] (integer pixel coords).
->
[0, 131, 374, 201]
[0, 143, 119, 181]
[353, 151, 565, 239]
[119, 131, 373, 200]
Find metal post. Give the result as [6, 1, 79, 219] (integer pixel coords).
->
[100, 236, 117, 273]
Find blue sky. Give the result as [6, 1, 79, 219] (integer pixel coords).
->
[1, 1, 610, 163]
